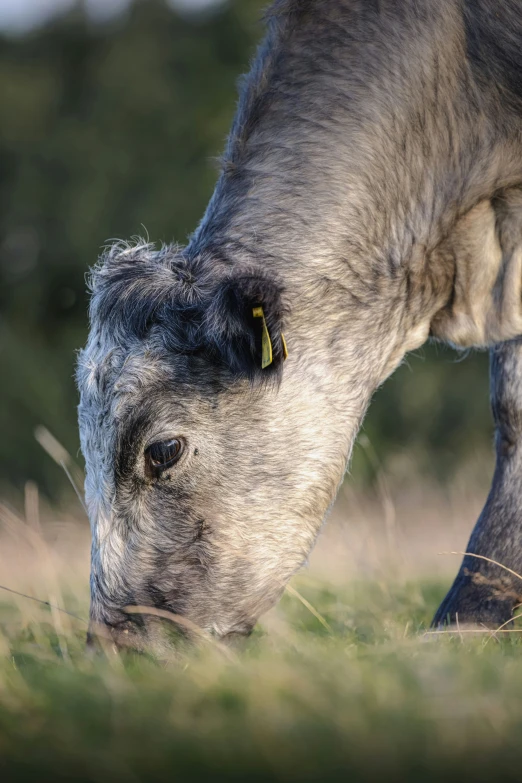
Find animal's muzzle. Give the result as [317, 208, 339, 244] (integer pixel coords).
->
[86, 608, 147, 653]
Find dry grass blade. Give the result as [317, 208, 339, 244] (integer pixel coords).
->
[0, 501, 78, 659]
[124, 606, 239, 662]
[285, 584, 333, 633]
[59, 460, 87, 515]
[455, 612, 464, 644]
[24, 481, 41, 534]
[34, 426, 87, 515]
[482, 603, 522, 648]
[34, 426, 71, 466]
[425, 628, 522, 636]
[0, 583, 87, 624]
[438, 551, 522, 583]
[358, 434, 397, 552]
[0, 501, 42, 547]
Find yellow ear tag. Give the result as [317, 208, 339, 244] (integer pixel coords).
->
[281, 333, 288, 361]
[252, 306, 273, 368]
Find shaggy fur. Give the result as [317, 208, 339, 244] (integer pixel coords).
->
[78, 0, 522, 646]
[89, 243, 287, 378]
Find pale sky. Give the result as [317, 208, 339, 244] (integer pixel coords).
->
[0, 0, 224, 32]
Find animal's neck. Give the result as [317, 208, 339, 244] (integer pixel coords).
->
[190, 0, 494, 272]
[186, 0, 502, 440]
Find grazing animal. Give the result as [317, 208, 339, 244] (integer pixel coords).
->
[78, 0, 522, 648]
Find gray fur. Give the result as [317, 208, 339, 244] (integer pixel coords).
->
[78, 0, 522, 646]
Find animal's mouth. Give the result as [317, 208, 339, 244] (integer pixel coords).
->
[87, 610, 254, 655]
[217, 623, 254, 641]
[86, 616, 147, 653]
[219, 629, 253, 646]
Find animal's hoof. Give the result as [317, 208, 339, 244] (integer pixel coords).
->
[432, 570, 517, 629]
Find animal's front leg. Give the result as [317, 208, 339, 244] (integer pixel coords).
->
[433, 340, 522, 627]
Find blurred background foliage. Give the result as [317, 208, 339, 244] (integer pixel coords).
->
[0, 0, 492, 498]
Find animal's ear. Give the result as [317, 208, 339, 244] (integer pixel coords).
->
[203, 271, 288, 377]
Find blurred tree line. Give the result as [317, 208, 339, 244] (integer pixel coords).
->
[0, 0, 492, 497]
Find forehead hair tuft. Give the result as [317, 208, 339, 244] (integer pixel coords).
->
[88, 239, 212, 350]
[86, 238, 288, 380]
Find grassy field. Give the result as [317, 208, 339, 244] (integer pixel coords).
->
[2, 468, 522, 782]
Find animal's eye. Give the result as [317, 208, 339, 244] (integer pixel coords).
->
[145, 438, 184, 474]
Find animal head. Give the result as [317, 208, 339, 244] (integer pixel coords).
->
[77, 241, 348, 651]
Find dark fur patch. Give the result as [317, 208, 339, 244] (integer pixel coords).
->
[464, 0, 522, 111]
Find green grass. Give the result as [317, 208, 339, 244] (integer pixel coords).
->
[2, 574, 522, 783]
